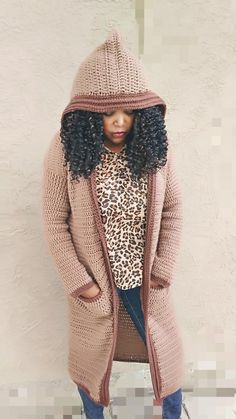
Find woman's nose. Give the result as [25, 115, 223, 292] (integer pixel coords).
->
[114, 115, 125, 126]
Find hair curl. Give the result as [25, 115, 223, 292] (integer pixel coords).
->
[60, 105, 168, 182]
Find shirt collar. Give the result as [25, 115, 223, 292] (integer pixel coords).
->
[103, 143, 127, 155]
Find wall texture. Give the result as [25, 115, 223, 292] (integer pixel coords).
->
[143, 0, 236, 392]
[1, 0, 236, 393]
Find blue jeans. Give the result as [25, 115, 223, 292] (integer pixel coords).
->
[78, 285, 182, 419]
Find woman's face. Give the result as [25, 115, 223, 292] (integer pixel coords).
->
[102, 108, 135, 152]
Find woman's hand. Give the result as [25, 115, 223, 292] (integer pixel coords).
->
[150, 278, 165, 289]
[80, 283, 101, 299]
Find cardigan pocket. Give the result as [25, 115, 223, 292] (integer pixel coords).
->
[70, 287, 112, 318]
[150, 274, 170, 289]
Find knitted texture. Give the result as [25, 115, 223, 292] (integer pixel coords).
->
[71, 30, 150, 96]
[41, 131, 184, 406]
[61, 29, 167, 117]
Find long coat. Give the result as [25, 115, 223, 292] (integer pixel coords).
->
[41, 131, 185, 407]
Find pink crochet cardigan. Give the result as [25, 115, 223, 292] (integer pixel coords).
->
[41, 131, 185, 406]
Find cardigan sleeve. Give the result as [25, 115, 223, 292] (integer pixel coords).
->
[151, 141, 183, 288]
[41, 131, 95, 298]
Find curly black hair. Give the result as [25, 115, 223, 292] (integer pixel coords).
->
[60, 104, 168, 182]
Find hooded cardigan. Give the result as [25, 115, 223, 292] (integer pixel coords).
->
[41, 130, 185, 406]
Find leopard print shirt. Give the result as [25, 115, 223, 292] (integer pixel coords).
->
[95, 143, 148, 289]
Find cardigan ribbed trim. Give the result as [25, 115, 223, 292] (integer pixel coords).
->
[61, 91, 166, 121]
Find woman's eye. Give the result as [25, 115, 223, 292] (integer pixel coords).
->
[103, 110, 134, 117]
[125, 109, 134, 115]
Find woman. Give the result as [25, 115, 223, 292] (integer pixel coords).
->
[42, 30, 184, 418]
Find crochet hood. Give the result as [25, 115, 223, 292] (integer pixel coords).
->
[61, 29, 166, 121]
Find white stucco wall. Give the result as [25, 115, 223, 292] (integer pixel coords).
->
[1, 0, 235, 393]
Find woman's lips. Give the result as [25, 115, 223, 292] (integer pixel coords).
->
[112, 132, 126, 138]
